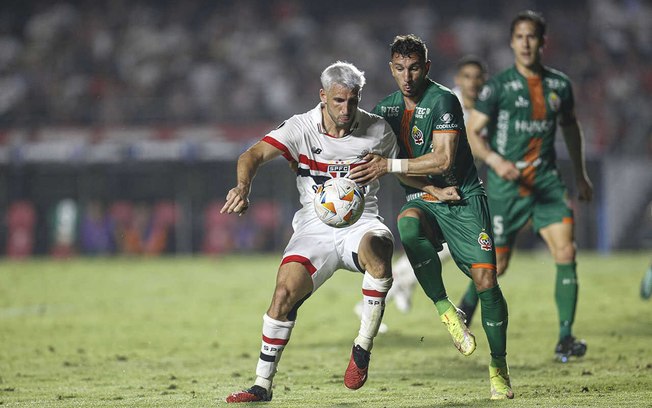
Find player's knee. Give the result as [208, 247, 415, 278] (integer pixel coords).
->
[360, 231, 393, 278]
[471, 267, 497, 291]
[496, 259, 509, 276]
[367, 231, 393, 256]
[554, 242, 576, 263]
[496, 252, 510, 276]
[397, 216, 421, 250]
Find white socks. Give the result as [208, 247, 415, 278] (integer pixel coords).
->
[254, 313, 295, 391]
[354, 272, 392, 351]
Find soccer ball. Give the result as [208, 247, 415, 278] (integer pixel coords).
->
[313, 177, 365, 228]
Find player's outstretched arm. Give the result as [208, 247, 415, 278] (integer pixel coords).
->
[467, 109, 519, 181]
[221, 141, 283, 215]
[560, 112, 593, 201]
[350, 131, 463, 181]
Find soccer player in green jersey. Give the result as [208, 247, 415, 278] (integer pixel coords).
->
[351, 34, 513, 400]
[464, 10, 594, 362]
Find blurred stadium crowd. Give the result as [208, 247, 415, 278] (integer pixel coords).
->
[1, 0, 651, 257]
[0, 0, 650, 156]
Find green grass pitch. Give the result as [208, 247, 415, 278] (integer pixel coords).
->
[1, 251, 651, 407]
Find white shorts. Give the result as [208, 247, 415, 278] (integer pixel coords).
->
[281, 211, 393, 292]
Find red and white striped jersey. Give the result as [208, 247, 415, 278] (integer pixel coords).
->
[263, 104, 398, 217]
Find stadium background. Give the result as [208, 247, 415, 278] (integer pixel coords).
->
[0, 0, 650, 257]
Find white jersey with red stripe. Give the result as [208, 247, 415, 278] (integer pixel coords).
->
[263, 103, 399, 221]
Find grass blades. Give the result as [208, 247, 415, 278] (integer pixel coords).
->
[1, 252, 651, 407]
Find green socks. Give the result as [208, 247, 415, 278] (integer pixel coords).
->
[478, 285, 509, 360]
[398, 217, 447, 305]
[555, 262, 578, 340]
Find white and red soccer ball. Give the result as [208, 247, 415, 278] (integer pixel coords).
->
[313, 178, 364, 228]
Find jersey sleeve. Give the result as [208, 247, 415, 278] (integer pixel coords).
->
[474, 78, 500, 118]
[560, 77, 575, 116]
[379, 120, 399, 158]
[263, 117, 301, 162]
[431, 92, 465, 133]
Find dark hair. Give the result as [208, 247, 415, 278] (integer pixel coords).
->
[390, 34, 428, 63]
[510, 10, 546, 39]
[455, 55, 488, 74]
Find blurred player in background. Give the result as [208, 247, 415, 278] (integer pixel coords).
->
[641, 263, 652, 300]
[355, 55, 489, 331]
[465, 10, 593, 362]
[351, 35, 513, 400]
[222, 61, 458, 403]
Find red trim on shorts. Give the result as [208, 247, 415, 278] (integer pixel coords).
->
[281, 255, 317, 275]
[562, 216, 574, 224]
[262, 136, 293, 161]
[471, 263, 496, 270]
[496, 246, 511, 254]
[262, 335, 289, 345]
[362, 289, 387, 298]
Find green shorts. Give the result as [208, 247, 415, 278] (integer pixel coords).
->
[401, 194, 496, 277]
[488, 172, 573, 251]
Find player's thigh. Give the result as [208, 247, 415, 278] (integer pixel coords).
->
[282, 219, 340, 292]
[488, 193, 532, 251]
[435, 196, 496, 278]
[340, 216, 393, 276]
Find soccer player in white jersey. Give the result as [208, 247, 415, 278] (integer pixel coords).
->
[356, 56, 488, 332]
[222, 61, 459, 403]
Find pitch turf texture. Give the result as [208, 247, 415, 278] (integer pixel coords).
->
[1, 252, 651, 407]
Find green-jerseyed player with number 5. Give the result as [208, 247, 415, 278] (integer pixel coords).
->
[350, 34, 513, 400]
[464, 10, 594, 362]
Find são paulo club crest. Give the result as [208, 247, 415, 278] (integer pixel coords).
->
[411, 125, 424, 145]
[478, 231, 493, 251]
[328, 161, 350, 178]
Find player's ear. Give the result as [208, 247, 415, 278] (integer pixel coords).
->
[319, 88, 327, 104]
[425, 60, 431, 75]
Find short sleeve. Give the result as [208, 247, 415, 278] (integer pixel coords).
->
[431, 92, 465, 133]
[264, 117, 300, 162]
[474, 79, 500, 118]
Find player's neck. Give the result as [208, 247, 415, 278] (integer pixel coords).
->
[322, 115, 350, 138]
[403, 94, 421, 110]
[515, 61, 543, 78]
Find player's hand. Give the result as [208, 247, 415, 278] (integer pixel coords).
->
[349, 153, 387, 186]
[220, 185, 250, 216]
[427, 186, 461, 203]
[576, 175, 593, 202]
[488, 154, 520, 181]
[422, 185, 461, 203]
[288, 161, 298, 174]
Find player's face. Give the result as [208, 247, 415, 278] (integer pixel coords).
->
[511, 20, 544, 70]
[320, 83, 360, 130]
[454, 64, 486, 102]
[390, 53, 430, 100]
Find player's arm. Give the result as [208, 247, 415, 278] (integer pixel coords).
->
[395, 173, 461, 203]
[467, 109, 519, 180]
[350, 130, 459, 180]
[221, 140, 283, 215]
[560, 110, 593, 201]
